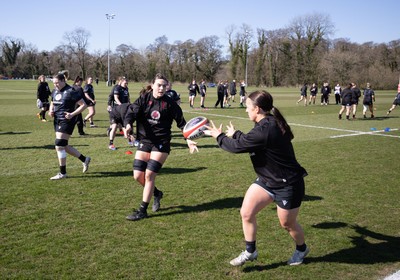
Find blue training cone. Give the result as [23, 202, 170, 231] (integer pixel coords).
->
[370, 127, 377, 131]
[384, 127, 390, 132]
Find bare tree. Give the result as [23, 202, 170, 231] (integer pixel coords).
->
[195, 36, 223, 81]
[63, 28, 91, 79]
[288, 13, 334, 84]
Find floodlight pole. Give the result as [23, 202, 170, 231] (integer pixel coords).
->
[106, 13, 115, 86]
[245, 30, 249, 88]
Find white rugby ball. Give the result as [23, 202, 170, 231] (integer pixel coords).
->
[183, 116, 209, 140]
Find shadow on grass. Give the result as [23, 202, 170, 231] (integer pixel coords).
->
[0, 144, 90, 151]
[303, 194, 323, 201]
[0, 131, 31, 135]
[308, 223, 400, 264]
[358, 116, 389, 121]
[89, 167, 207, 178]
[156, 196, 243, 217]
[243, 222, 400, 272]
[71, 133, 109, 138]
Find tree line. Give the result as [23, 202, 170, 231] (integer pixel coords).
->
[1, 13, 399, 89]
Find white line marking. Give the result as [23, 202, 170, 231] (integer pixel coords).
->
[184, 110, 400, 139]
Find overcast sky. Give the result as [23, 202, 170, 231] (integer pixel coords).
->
[3, 0, 400, 53]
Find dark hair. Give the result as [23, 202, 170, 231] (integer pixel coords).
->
[74, 75, 83, 84]
[152, 73, 169, 84]
[55, 73, 66, 81]
[248, 90, 294, 139]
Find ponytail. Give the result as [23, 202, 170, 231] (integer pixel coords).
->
[271, 106, 294, 139]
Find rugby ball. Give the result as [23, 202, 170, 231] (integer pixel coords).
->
[183, 116, 209, 140]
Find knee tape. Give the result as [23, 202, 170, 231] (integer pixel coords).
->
[55, 138, 68, 147]
[57, 149, 67, 159]
[133, 159, 147, 172]
[147, 159, 162, 173]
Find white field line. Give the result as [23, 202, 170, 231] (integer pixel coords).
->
[184, 110, 400, 139]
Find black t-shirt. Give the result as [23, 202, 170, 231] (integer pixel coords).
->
[51, 84, 83, 120]
[341, 88, 353, 104]
[113, 85, 130, 104]
[37, 82, 51, 101]
[165, 89, 181, 102]
[83, 84, 95, 100]
[230, 82, 237, 94]
[363, 88, 374, 103]
[188, 83, 199, 94]
[200, 84, 207, 95]
[124, 92, 186, 144]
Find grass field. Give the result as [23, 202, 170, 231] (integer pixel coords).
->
[0, 80, 399, 280]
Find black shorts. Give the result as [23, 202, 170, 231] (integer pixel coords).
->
[137, 140, 171, 154]
[109, 111, 123, 125]
[54, 118, 76, 135]
[363, 101, 373, 106]
[254, 178, 305, 209]
[393, 99, 400, 106]
[41, 102, 50, 110]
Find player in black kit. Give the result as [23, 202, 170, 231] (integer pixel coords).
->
[124, 73, 198, 221]
[49, 73, 91, 180]
[206, 90, 309, 266]
[83, 77, 96, 127]
[36, 75, 52, 122]
[113, 77, 130, 105]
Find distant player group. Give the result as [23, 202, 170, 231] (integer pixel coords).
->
[296, 81, 400, 119]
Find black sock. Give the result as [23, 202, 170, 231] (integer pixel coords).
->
[41, 111, 46, 119]
[153, 187, 160, 196]
[296, 243, 307, 252]
[79, 155, 86, 162]
[139, 201, 149, 213]
[60, 165, 66, 174]
[109, 140, 113, 145]
[245, 241, 256, 253]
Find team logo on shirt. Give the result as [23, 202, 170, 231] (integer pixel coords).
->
[148, 110, 161, 124]
[151, 110, 160, 120]
[54, 93, 62, 101]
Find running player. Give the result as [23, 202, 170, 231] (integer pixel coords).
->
[48, 73, 91, 180]
[199, 79, 207, 108]
[83, 77, 96, 127]
[107, 103, 132, 150]
[387, 91, 400, 115]
[362, 83, 375, 118]
[297, 83, 308, 106]
[188, 79, 199, 108]
[124, 73, 198, 221]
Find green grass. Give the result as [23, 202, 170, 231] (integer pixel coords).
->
[0, 80, 399, 279]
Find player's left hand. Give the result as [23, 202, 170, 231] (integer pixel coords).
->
[225, 121, 236, 137]
[186, 139, 198, 154]
[64, 112, 73, 119]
